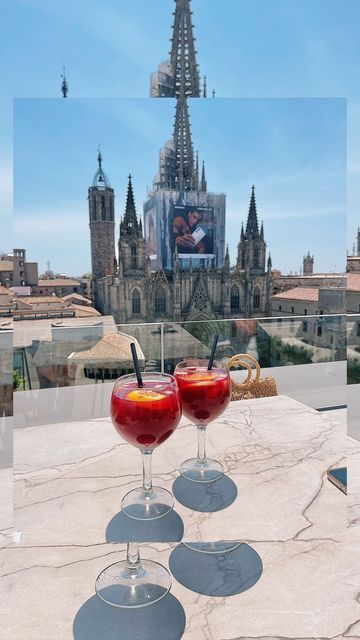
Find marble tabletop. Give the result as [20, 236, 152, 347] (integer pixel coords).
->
[14, 395, 344, 545]
[2, 395, 357, 639]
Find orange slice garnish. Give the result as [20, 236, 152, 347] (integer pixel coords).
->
[185, 372, 217, 382]
[126, 389, 166, 402]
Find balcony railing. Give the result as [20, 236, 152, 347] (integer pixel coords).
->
[347, 314, 360, 440]
[9, 314, 347, 428]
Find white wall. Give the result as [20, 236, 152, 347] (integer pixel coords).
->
[348, 384, 360, 441]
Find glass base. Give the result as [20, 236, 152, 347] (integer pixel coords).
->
[183, 541, 242, 554]
[95, 559, 171, 608]
[179, 457, 224, 483]
[121, 486, 174, 520]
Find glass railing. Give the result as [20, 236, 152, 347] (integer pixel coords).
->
[0, 328, 13, 418]
[12, 314, 345, 386]
[347, 314, 360, 385]
[12, 315, 347, 391]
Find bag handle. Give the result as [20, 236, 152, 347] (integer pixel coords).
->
[227, 353, 261, 386]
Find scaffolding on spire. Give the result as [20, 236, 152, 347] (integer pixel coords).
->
[151, 0, 200, 97]
[173, 98, 196, 191]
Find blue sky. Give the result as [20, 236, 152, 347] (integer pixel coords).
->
[1, 0, 360, 265]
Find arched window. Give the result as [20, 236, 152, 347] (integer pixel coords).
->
[253, 246, 259, 269]
[230, 285, 240, 310]
[131, 244, 137, 269]
[101, 195, 106, 220]
[155, 288, 166, 314]
[253, 286, 260, 309]
[132, 289, 141, 315]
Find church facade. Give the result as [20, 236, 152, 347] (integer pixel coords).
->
[89, 0, 272, 324]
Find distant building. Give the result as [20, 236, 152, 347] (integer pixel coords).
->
[271, 286, 345, 316]
[347, 228, 360, 274]
[31, 278, 87, 297]
[0, 249, 38, 288]
[347, 273, 360, 314]
[303, 251, 314, 275]
[272, 271, 345, 296]
[0, 286, 13, 318]
[12, 295, 100, 322]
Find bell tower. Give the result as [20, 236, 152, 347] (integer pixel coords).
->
[303, 251, 314, 275]
[88, 149, 115, 279]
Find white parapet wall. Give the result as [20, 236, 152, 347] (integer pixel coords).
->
[14, 360, 346, 429]
[348, 384, 360, 441]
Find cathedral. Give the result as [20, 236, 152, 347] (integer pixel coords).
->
[89, 0, 272, 324]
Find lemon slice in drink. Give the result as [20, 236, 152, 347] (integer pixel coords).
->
[126, 389, 166, 402]
[185, 372, 217, 382]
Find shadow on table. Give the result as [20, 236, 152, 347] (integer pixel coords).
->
[169, 543, 262, 596]
[172, 475, 237, 512]
[73, 592, 186, 640]
[106, 509, 184, 543]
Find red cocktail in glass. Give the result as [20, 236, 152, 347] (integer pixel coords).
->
[111, 373, 182, 519]
[175, 359, 231, 482]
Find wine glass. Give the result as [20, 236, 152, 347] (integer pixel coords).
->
[174, 358, 231, 482]
[96, 542, 171, 608]
[111, 372, 182, 520]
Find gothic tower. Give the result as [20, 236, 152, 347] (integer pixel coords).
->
[303, 251, 314, 275]
[237, 186, 266, 273]
[119, 175, 147, 273]
[151, 0, 200, 98]
[88, 150, 115, 279]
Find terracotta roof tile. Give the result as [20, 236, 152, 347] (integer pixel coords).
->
[272, 287, 319, 302]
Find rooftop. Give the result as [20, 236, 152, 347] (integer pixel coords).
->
[37, 279, 81, 287]
[62, 293, 91, 304]
[271, 287, 319, 302]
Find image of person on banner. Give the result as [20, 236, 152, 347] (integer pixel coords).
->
[172, 207, 206, 254]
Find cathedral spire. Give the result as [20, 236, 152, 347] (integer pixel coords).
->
[170, 0, 200, 98]
[61, 67, 68, 98]
[246, 185, 259, 236]
[203, 75, 207, 98]
[195, 150, 199, 191]
[121, 175, 142, 237]
[173, 98, 196, 191]
[200, 160, 207, 192]
[224, 244, 230, 269]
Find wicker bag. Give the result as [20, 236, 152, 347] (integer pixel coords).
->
[227, 353, 278, 401]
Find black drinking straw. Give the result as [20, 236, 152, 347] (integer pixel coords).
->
[207, 334, 219, 371]
[130, 342, 144, 388]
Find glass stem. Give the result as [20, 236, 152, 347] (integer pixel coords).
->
[124, 542, 144, 577]
[196, 425, 207, 463]
[141, 449, 154, 496]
